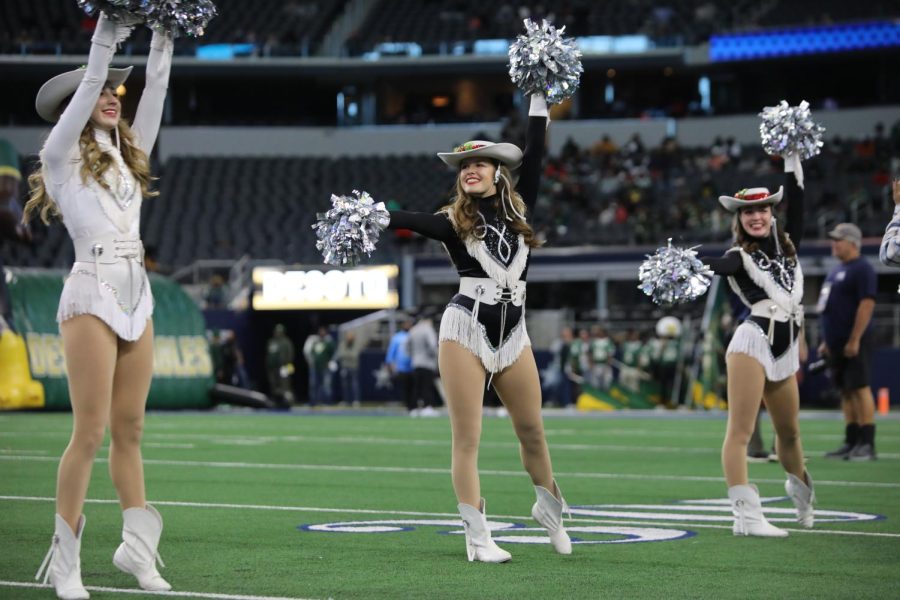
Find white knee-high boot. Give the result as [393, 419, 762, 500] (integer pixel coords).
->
[113, 504, 171, 591]
[785, 471, 815, 529]
[35, 514, 89, 600]
[728, 484, 788, 537]
[457, 499, 512, 563]
[532, 480, 572, 555]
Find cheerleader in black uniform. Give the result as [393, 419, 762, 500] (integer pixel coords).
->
[702, 154, 814, 537]
[386, 94, 570, 562]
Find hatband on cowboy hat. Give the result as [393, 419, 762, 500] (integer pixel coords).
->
[35, 66, 133, 123]
[718, 186, 783, 213]
[437, 140, 523, 169]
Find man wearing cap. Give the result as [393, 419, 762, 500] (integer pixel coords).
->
[818, 222, 878, 460]
[880, 179, 900, 267]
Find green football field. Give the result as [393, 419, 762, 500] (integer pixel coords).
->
[1, 410, 898, 600]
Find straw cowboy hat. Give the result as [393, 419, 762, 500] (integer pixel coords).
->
[437, 140, 523, 169]
[35, 66, 133, 123]
[718, 186, 783, 213]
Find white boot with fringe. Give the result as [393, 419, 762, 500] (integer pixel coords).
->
[728, 484, 788, 537]
[531, 480, 572, 554]
[457, 499, 512, 563]
[113, 504, 171, 591]
[35, 514, 89, 600]
[785, 471, 815, 528]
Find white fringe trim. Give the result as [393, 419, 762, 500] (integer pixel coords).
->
[439, 304, 531, 373]
[727, 248, 803, 315]
[445, 208, 530, 287]
[726, 321, 798, 382]
[57, 273, 154, 341]
[463, 234, 529, 288]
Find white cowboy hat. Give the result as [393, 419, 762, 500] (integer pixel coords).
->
[437, 140, 523, 169]
[35, 66, 133, 123]
[718, 186, 783, 213]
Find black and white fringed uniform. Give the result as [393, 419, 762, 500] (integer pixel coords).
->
[387, 116, 545, 374]
[704, 174, 805, 382]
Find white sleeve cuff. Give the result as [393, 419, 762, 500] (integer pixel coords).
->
[528, 94, 549, 117]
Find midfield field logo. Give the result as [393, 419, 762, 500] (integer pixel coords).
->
[301, 496, 882, 545]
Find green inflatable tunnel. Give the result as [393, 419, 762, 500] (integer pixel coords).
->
[8, 269, 214, 410]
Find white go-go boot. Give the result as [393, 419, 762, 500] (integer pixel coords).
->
[457, 499, 512, 563]
[113, 504, 172, 591]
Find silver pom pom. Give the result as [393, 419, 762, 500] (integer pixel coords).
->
[142, 0, 218, 37]
[78, 0, 217, 36]
[759, 100, 825, 160]
[638, 239, 713, 306]
[77, 0, 144, 22]
[508, 19, 583, 105]
[313, 190, 390, 267]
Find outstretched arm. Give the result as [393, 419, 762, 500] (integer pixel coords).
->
[782, 154, 805, 249]
[132, 29, 174, 156]
[702, 252, 742, 276]
[41, 14, 129, 177]
[387, 210, 456, 243]
[517, 94, 548, 212]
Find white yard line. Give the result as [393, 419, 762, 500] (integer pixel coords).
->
[2, 454, 898, 488]
[0, 581, 321, 600]
[0, 430, 896, 457]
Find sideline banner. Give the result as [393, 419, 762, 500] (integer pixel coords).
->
[8, 269, 214, 410]
[252, 264, 399, 310]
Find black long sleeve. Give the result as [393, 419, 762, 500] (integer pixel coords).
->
[783, 171, 804, 250]
[387, 210, 456, 243]
[702, 252, 742, 275]
[518, 115, 547, 211]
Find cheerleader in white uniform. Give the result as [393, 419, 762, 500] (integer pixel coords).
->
[25, 13, 174, 599]
[701, 154, 815, 537]
[385, 94, 570, 563]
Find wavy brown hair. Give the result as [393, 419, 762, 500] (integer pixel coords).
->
[24, 119, 157, 224]
[731, 208, 796, 258]
[439, 163, 542, 248]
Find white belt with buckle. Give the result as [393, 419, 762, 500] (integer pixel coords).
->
[750, 299, 803, 345]
[73, 234, 144, 295]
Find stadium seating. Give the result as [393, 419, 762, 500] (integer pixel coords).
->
[3, 0, 896, 56]
[345, 0, 900, 56]
[3, 131, 892, 270]
[0, 0, 344, 55]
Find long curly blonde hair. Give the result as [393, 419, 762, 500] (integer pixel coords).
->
[440, 163, 541, 248]
[24, 120, 157, 224]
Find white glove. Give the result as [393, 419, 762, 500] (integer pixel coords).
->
[783, 153, 805, 189]
[528, 94, 549, 118]
[783, 153, 799, 172]
[91, 12, 136, 47]
[150, 28, 175, 51]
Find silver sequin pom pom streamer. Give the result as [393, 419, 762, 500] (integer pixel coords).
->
[313, 190, 390, 267]
[638, 239, 713, 306]
[78, 0, 217, 36]
[142, 0, 218, 37]
[508, 19, 583, 105]
[77, 0, 143, 23]
[759, 100, 825, 160]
